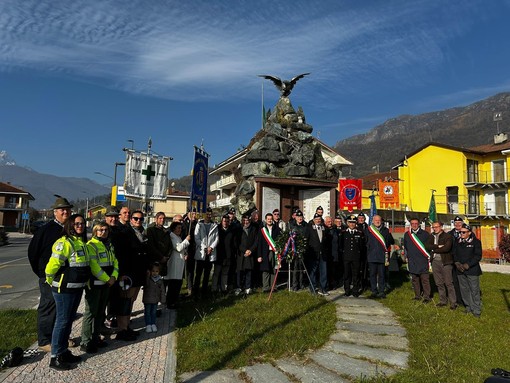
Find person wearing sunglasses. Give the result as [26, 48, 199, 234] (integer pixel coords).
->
[45, 214, 91, 370]
[115, 210, 148, 341]
[80, 222, 118, 353]
[453, 223, 482, 317]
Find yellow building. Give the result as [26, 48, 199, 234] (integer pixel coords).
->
[396, 135, 510, 251]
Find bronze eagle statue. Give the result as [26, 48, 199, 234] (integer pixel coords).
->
[258, 73, 310, 97]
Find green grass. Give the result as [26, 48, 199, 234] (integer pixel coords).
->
[175, 290, 337, 374]
[0, 309, 37, 363]
[365, 271, 510, 383]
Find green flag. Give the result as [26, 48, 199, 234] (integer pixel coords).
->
[428, 193, 437, 223]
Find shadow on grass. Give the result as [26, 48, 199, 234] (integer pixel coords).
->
[501, 289, 510, 311]
[177, 291, 332, 372]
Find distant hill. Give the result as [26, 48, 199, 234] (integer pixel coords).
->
[334, 92, 510, 176]
[0, 164, 110, 209]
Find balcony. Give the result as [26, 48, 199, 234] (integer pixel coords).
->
[464, 169, 510, 189]
[210, 174, 237, 192]
[481, 201, 510, 219]
[209, 196, 232, 209]
[1, 202, 21, 210]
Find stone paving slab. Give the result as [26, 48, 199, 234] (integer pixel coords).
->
[309, 349, 397, 380]
[243, 363, 292, 383]
[326, 341, 408, 369]
[330, 296, 383, 307]
[337, 313, 400, 326]
[337, 305, 395, 316]
[179, 369, 244, 383]
[336, 321, 407, 336]
[331, 330, 408, 351]
[276, 358, 350, 383]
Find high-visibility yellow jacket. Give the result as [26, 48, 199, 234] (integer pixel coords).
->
[45, 235, 91, 293]
[87, 237, 119, 288]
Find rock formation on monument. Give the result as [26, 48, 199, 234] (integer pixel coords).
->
[231, 96, 342, 214]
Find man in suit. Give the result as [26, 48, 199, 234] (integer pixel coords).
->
[258, 213, 281, 292]
[305, 213, 331, 296]
[236, 213, 259, 295]
[364, 215, 394, 298]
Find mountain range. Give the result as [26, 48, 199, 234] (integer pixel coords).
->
[334, 92, 510, 176]
[3, 92, 510, 208]
[0, 163, 109, 209]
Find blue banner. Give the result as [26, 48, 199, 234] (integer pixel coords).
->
[190, 146, 209, 213]
[369, 194, 377, 225]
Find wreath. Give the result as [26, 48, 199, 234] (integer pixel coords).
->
[274, 230, 307, 262]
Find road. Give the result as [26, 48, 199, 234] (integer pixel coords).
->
[0, 233, 39, 310]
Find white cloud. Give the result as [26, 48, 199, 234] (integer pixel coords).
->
[0, 0, 499, 105]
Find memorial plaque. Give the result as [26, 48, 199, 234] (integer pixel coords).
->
[301, 189, 330, 221]
[262, 187, 281, 216]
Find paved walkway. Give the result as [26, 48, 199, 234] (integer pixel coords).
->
[179, 290, 409, 383]
[0, 295, 177, 383]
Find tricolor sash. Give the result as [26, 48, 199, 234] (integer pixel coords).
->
[409, 231, 429, 259]
[261, 227, 277, 252]
[408, 230, 431, 271]
[368, 224, 389, 251]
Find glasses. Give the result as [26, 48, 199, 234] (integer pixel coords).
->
[132, 216, 144, 222]
[97, 228, 108, 232]
[74, 222, 85, 227]
[460, 230, 470, 233]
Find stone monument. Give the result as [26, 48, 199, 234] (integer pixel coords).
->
[230, 74, 344, 216]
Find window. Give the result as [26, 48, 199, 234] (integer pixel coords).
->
[495, 191, 507, 215]
[446, 186, 459, 214]
[493, 160, 506, 183]
[467, 159, 479, 183]
[468, 190, 479, 215]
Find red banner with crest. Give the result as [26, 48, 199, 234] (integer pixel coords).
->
[339, 179, 362, 211]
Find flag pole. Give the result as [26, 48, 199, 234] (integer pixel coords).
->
[261, 80, 264, 129]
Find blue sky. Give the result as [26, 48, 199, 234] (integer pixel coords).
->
[1, 0, 510, 186]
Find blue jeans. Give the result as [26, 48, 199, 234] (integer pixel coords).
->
[307, 258, 328, 293]
[51, 290, 83, 357]
[144, 303, 157, 326]
[369, 262, 386, 294]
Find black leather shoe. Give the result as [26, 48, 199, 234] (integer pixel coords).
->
[116, 330, 137, 341]
[60, 350, 82, 363]
[126, 327, 140, 337]
[96, 340, 108, 348]
[80, 343, 98, 353]
[49, 356, 72, 371]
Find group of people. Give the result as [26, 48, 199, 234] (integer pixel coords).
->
[403, 216, 482, 317]
[28, 197, 169, 370]
[27, 195, 483, 370]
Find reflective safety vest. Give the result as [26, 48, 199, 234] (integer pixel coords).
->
[46, 235, 91, 293]
[87, 237, 119, 287]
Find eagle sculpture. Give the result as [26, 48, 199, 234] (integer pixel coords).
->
[258, 73, 310, 97]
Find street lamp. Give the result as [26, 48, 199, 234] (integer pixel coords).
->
[114, 162, 125, 186]
[94, 171, 114, 184]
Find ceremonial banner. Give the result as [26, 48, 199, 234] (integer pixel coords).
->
[338, 179, 362, 211]
[191, 146, 209, 213]
[124, 150, 169, 200]
[379, 180, 399, 208]
[428, 192, 437, 223]
[369, 194, 377, 225]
